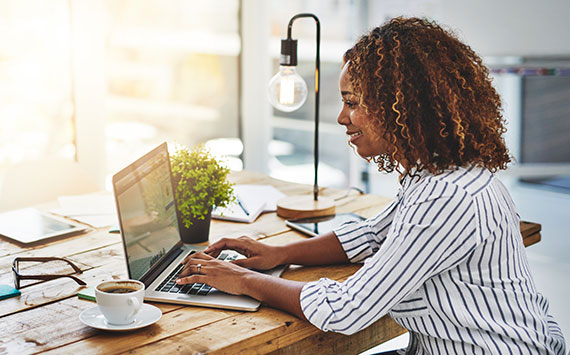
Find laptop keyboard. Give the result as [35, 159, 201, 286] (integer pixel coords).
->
[154, 252, 237, 296]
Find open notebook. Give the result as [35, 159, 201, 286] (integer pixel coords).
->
[212, 185, 285, 223]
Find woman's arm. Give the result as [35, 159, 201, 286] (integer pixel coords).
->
[279, 231, 350, 266]
[202, 231, 349, 270]
[176, 231, 349, 319]
[243, 272, 307, 320]
[177, 231, 348, 320]
[176, 252, 307, 319]
[205, 199, 400, 270]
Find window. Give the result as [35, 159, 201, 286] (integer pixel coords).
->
[0, 1, 75, 166]
[519, 57, 570, 164]
[0, 1, 242, 194]
[268, 0, 366, 188]
[104, 0, 241, 184]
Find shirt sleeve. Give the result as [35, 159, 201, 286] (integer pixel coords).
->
[334, 197, 400, 263]
[301, 180, 481, 335]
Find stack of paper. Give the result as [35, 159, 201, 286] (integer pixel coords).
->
[212, 185, 285, 223]
[51, 193, 118, 228]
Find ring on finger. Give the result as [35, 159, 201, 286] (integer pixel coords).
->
[197, 263, 202, 274]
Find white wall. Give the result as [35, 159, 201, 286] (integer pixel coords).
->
[436, 0, 570, 56]
[365, 0, 570, 181]
[240, 0, 272, 174]
[369, 0, 570, 56]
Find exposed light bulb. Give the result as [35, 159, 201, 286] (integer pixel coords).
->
[267, 66, 308, 112]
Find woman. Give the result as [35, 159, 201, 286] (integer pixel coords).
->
[177, 17, 566, 354]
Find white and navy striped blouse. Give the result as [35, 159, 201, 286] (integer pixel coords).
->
[300, 166, 566, 354]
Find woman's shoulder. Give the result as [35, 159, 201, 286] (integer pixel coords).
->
[401, 165, 496, 207]
[412, 165, 494, 194]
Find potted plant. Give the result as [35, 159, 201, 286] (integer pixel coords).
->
[170, 144, 234, 243]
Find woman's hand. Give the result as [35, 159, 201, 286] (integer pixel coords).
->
[176, 250, 307, 321]
[203, 236, 285, 270]
[176, 252, 255, 295]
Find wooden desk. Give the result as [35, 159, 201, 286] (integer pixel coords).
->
[0, 171, 540, 354]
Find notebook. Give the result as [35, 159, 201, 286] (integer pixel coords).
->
[112, 142, 285, 311]
[212, 185, 285, 223]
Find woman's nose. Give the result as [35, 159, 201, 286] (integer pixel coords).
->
[337, 108, 349, 126]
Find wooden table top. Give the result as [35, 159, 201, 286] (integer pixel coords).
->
[0, 171, 540, 354]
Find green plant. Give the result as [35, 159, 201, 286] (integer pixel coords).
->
[170, 144, 235, 228]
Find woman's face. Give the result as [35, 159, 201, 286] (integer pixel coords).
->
[337, 62, 387, 158]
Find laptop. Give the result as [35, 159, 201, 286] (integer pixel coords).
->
[112, 142, 285, 311]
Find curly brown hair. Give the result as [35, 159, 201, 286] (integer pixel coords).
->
[344, 17, 511, 175]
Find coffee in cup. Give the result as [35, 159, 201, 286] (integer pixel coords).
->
[95, 280, 145, 325]
[100, 286, 139, 294]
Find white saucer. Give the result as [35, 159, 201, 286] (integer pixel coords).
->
[79, 303, 162, 331]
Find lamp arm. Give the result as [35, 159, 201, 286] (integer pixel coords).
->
[286, 14, 321, 201]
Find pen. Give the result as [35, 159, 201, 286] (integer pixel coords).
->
[237, 197, 250, 216]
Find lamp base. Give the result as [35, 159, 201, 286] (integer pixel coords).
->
[276, 195, 335, 220]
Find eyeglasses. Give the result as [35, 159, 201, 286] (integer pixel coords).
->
[12, 257, 87, 290]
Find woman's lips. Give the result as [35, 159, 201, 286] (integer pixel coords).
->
[347, 130, 363, 143]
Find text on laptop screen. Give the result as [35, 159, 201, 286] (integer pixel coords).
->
[114, 148, 180, 280]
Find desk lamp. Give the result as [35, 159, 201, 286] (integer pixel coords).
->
[268, 13, 335, 220]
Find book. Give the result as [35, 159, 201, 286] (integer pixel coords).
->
[0, 285, 21, 300]
[77, 286, 96, 302]
[212, 185, 285, 223]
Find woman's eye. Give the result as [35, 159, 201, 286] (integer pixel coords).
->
[344, 100, 356, 108]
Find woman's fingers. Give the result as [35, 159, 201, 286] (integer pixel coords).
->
[181, 236, 276, 273]
[203, 247, 221, 258]
[204, 237, 237, 253]
[178, 253, 214, 277]
[192, 252, 215, 260]
[178, 262, 202, 278]
[175, 256, 255, 295]
[176, 274, 207, 285]
[181, 251, 214, 264]
[205, 237, 252, 256]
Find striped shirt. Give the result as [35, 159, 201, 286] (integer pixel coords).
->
[300, 166, 566, 354]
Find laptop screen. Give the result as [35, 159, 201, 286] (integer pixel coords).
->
[113, 144, 180, 280]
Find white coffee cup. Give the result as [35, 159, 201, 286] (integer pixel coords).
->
[95, 280, 145, 325]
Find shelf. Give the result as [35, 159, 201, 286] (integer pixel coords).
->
[107, 95, 219, 122]
[269, 36, 351, 63]
[271, 116, 342, 135]
[490, 66, 570, 76]
[108, 28, 240, 56]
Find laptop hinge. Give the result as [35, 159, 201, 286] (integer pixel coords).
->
[140, 242, 185, 288]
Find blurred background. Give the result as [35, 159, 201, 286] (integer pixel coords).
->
[1, 0, 569, 192]
[0, 0, 568, 350]
[1, 0, 569, 196]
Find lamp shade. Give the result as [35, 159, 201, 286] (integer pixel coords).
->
[267, 66, 308, 112]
